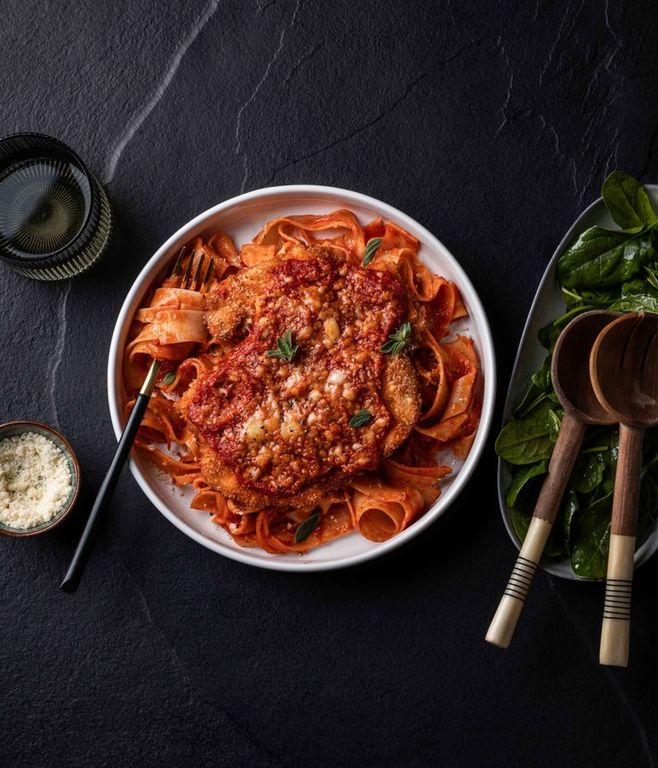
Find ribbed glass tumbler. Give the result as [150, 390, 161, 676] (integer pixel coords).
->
[0, 132, 112, 280]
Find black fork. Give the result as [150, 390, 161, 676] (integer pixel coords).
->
[60, 246, 213, 592]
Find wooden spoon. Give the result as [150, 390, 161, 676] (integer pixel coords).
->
[487, 310, 617, 649]
[590, 311, 658, 667]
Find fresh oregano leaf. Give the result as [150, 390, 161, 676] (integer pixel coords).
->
[349, 409, 374, 428]
[295, 511, 321, 543]
[362, 237, 382, 267]
[266, 330, 298, 362]
[380, 322, 412, 355]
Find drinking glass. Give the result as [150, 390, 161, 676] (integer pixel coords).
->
[0, 132, 112, 280]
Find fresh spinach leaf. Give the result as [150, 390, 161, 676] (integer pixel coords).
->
[547, 409, 562, 442]
[510, 505, 531, 542]
[644, 263, 658, 291]
[572, 471, 658, 579]
[513, 356, 555, 417]
[508, 469, 567, 560]
[513, 383, 540, 418]
[570, 491, 612, 579]
[580, 425, 616, 455]
[531, 354, 552, 392]
[506, 461, 548, 508]
[559, 487, 579, 554]
[638, 473, 658, 546]
[557, 226, 657, 289]
[641, 449, 658, 478]
[514, 389, 557, 419]
[560, 286, 618, 308]
[597, 479, 615, 501]
[560, 287, 584, 308]
[500, 172, 658, 578]
[495, 403, 561, 465]
[610, 294, 658, 313]
[571, 453, 605, 495]
[602, 171, 658, 233]
[538, 306, 592, 350]
[643, 427, 658, 454]
[609, 275, 658, 311]
[621, 277, 657, 296]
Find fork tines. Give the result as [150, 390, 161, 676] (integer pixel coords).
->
[191, 254, 205, 290]
[182, 250, 194, 288]
[172, 246, 214, 290]
[171, 246, 187, 276]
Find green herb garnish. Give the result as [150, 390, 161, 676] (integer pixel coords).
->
[497, 170, 658, 579]
[362, 237, 382, 267]
[295, 511, 321, 543]
[266, 330, 298, 362]
[349, 409, 374, 428]
[162, 372, 176, 386]
[380, 322, 411, 355]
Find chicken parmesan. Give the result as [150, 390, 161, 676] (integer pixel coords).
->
[124, 210, 481, 553]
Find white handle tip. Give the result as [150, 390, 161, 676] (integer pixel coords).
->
[600, 617, 630, 667]
[486, 595, 524, 649]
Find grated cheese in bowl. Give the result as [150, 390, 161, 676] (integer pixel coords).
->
[0, 431, 73, 530]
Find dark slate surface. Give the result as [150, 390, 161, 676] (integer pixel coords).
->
[2, 1, 658, 766]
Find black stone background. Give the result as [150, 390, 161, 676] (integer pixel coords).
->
[2, 1, 658, 766]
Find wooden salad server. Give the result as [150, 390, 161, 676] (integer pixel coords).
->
[486, 310, 617, 649]
[589, 311, 658, 667]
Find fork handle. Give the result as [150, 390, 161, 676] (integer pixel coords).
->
[600, 424, 643, 667]
[60, 391, 152, 593]
[486, 414, 586, 648]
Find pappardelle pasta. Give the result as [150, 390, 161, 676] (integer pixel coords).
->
[124, 210, 481, 553]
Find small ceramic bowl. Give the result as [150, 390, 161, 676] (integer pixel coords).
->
[0, 420, 81, 537]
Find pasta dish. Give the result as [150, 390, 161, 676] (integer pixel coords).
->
[124, 211, 481, 553]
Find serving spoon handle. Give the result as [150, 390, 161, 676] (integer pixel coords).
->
[486, 413, 586, 648]
[599, 424, 644, 667]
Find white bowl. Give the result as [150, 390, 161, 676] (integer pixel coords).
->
[108, 185, 496, 571]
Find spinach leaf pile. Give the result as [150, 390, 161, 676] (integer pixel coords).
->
[496, 172, 658, 579]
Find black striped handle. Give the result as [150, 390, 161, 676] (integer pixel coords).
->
[603, 578, 633, 621]
[503, 555, 538, 603]
[599, 533, 636, 666]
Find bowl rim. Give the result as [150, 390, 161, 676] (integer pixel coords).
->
[107, 184, 496, 571]
[0, 419, 81, 537]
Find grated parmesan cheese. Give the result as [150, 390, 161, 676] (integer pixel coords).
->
[0, 432, 72, 529]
